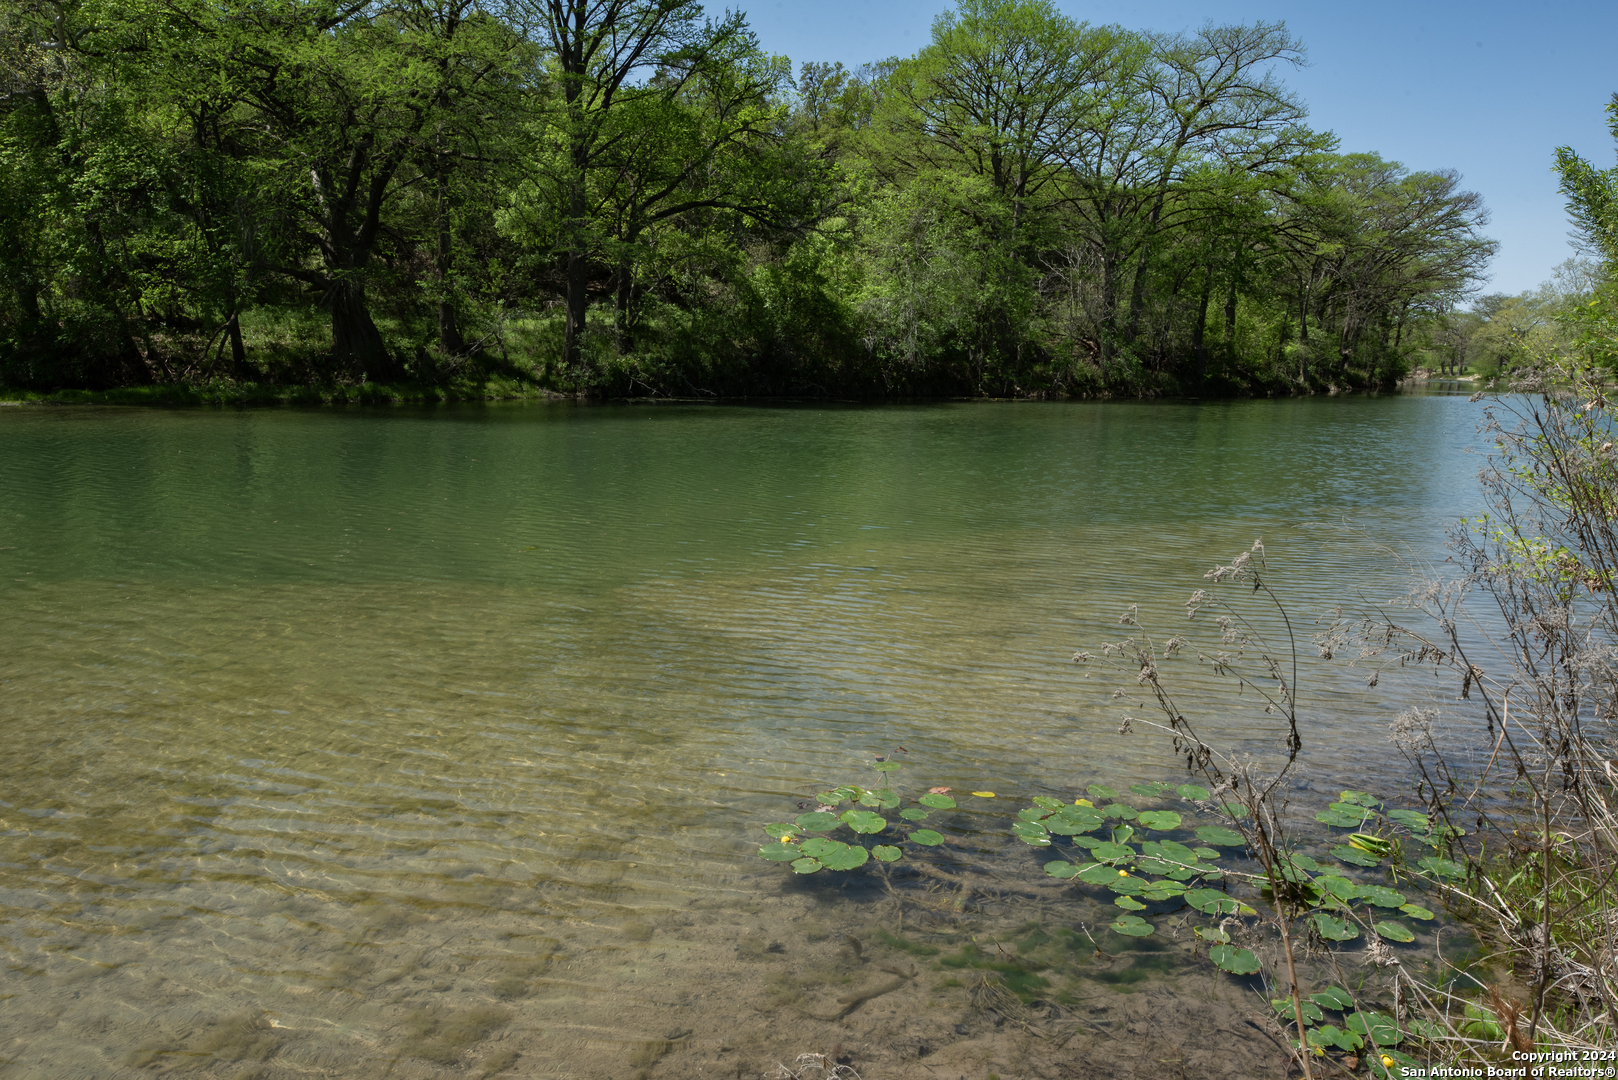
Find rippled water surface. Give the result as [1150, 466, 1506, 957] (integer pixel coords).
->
[0, 397, 1485, 1079]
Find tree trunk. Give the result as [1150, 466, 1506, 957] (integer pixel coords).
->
[1192, 269, 1212, 381]
[436, 167, 464, 356]
[1223, 277, 1238, 365]
[329, 276, 394, 379]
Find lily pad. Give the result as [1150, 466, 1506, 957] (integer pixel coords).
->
[909, 829, 945, 846]
[1106, 875, 1146, 895]
[1399, 903, 1435, 920]
[1074, 862, 1122, 885]
[1187, 888, 1239, 914]
[1140, 881, 1187, 901]
[1311, 1023, 1363, 1051]
[1092, 842, 1134, 862]
[1417, 856, 1466, 881]
[1313, 913, 1359, 941]
[1044, 861, 1081, 879]
[1130, 782, 1174, 797]
[1208, 944, 1260, 974]
[815, 792, 845, 806]
[1317, 807, 1367, 828]
[1114, 895, 1147, 910]
[1386, 808, 1430, 831]
[1086, 784, 1117, 800]
[899, 807, 928, 821]
[833, 785, 862, 801]
[1193, 846, 1220, 860]
[1102, 803, 1139, 820]
[1012, 821, 1051, 846]
[1136, 810, 1183, 831]
[1195, 926, 1229, 943]
[1338, 790, 1380, 807]
[871, 788, 900, 808]
[1358, 885, 1406, 908]
[765, 823, 800, 839]
[1310, 986, 1355, 1010]
[791, 857, 821, 874]
[1110, 914, 1153, 937]
[1346, 1011, 1402, 1047]
[1177, 783, 1211, 801]
[1331, 844, 1381, 867]
[800, 837, 843, 858]
[1032, 796, 1064, 810]
[1317, 875, 1359, 901]
[1110, 825, 1135, 845]
[795, 811, 841, 833]
[918, 793, 956, 810]
[1195, 826, 1245, 847]
[872, 844, 903, 862]
[1373, 921, 1415, 943]
[759, 843, 799, 861]
[870, 761, 902, 772]
[1273, 998, 1324, 1024]
[841, 810, 887, 835]
[818, 844, 869, 871]
[1045, 813, 1101, 835]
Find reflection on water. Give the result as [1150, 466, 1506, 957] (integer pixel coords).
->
[0, 398, 1482, 1077]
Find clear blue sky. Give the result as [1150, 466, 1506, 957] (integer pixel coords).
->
[739, 0, 1618, 297]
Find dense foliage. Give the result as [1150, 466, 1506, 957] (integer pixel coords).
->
[0, 0, 1497, 396]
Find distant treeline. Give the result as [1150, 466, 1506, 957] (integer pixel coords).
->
[0, 0, 1498, 397]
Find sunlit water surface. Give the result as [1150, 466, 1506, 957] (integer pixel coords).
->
[0, 397, 1488, 1079]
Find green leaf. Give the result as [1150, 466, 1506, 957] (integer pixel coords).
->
[872, 787, 900, 808]
[1136, 810, 1183, 831]
[1283, 853, 1319, 872]
[1220, 801, 1250, 818]
[1187, 888, 1239, 914]
[1316, 808, 1367, 827]
[1092, 842, 1134, 862]
[1031, 796, 1063, 810]
[1177, 783, 1211, 801]
[1346, 1011, 1401, 1047]
[1130, 782, 1174, 797]
[1114, 895, 1147, 910]
[1195, 826, 1245, 846]
[1313, 913, 1359, 941]
[1332, 844, 1381, 867]
[909, 829, 945, 846]
[1194, 926, 1229, 943]
[1208, 945, 1259, 974]
[1075, 862, 1122, 885]
[1044, 861, 1081, 879]
[1311, 1023, 1363, 1051]
[1317, 875, 1359, 901]
[791, 857, 822, 874]
[1417, 856, 1466, 881]
[800, 837, 842, 858]
[1399, 903, 1435, 921]
[795, 811, 840, 832]
[870, 761, 902, 772]
[1386, 808, 1430, 832]
[1017, 807, 1050, 822]
[1310, 986, 1355, 1011]
[1086, 784, 1117, 800]
[815, 792, 844, 806]
[764, 823, 800, 839]
[1157, 839, 1196, 860]
[1110, 824, 1135, 845]
[1338, 790, 1380, 807]
[818, 844, 870, 871]
[1106, 875, 1146, 895]
[1374, 921, 1415, 943]
[858, 789, 883, 806]
[1102, 803, 1138, 820]
[899, 807, 928, 821]
[1044, 813, 1101, 835]
[1110, 915, 1153, 937]
[1012, 820, 1051, 846]
[872, 844, 902, 862]
[758, 843, 799, 861]
[833, 786, 861, 801]
[1272, 998, 1324, 1024]
[1069, 834, 1103, 848]
[1193, 846, 1220, 860]
[841, 810, 887, 835]
[1358, 885, 1406, 908]
[918, 793, 956, 810]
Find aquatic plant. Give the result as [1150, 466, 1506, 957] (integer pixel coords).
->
[756, 762, 961, 874]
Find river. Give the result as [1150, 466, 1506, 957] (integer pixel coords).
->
[0, 394, 1486, 1079]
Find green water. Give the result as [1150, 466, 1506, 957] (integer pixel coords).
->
[0, 397, 1482, 1078]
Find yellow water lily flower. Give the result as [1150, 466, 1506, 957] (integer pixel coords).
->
[1381, 1055, 1394, 1068]
[1074, 798, 1093, 807]
[1118, 869, 1129, 877]
[972, 791, 995, 798]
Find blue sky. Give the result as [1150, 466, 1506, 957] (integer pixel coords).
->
[739, 0, 1618, 297]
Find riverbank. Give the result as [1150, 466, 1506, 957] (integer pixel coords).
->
[0, 374, 562, 407]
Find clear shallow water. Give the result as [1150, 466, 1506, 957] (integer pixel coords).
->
[0, 397, 1485, 1079]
